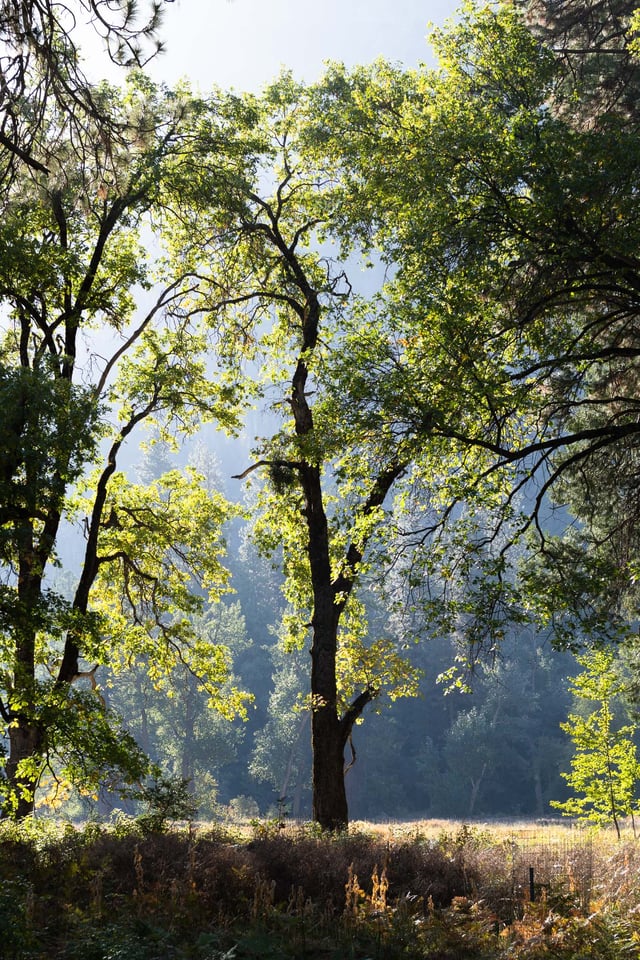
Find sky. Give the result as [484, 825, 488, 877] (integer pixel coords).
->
[143, 0, 460, 92]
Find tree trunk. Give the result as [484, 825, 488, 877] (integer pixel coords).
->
[4, 499, 64, 818]
[312, 706, 348, 830]
[5, 718, 42, 818]
[267, 232, 399, 831]
[468, 762, 487, 818]
[304, 469, 359, 830]
[308, 595, 375, 830]
[6, 538, 44, 818]
[308, 545, 350, 830]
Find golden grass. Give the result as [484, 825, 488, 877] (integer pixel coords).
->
[308, 815, 635, 844]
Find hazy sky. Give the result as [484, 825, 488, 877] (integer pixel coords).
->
[144, 0, 459, 91]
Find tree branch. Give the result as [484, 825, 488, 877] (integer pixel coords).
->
[340, 686, 378, 744]
[232, 458, 303, 480]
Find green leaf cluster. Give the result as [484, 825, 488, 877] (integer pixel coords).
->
[551, 649, 640, 836]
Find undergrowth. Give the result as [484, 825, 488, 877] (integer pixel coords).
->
[1, 818, 639, 958]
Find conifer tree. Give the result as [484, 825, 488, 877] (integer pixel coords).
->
[518, 0, 640, 118]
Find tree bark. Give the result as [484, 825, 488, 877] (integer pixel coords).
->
[5, 716, 42, 819]
[5, 522, 49, 818]
[304, 463, 350, 830]
[312, 707, 349, 830]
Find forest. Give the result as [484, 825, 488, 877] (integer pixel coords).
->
[2, 0, 640, 847]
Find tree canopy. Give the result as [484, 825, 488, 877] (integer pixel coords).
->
[0, 1, 172, 199]
[3, 0, 640, 829]
[0, 71, 249, 816]
[295, 0, 640, 662]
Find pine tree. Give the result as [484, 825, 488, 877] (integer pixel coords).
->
[518, 0, 640, 118]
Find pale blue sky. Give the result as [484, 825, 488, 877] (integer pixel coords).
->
[145, 0, 459, 91]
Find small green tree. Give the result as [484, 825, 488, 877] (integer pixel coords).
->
[551, 649, 640, 838]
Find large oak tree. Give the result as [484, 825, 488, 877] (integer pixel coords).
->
[166, 79, 428, 830]
[307, 0, 640, 657]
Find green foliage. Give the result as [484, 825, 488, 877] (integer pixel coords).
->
[130, 774, 198, 833]
[95, 597, 252, 819]
[302, 0, 640, 664]
[0, 366, 100, 536]
[0, 878, 36, 959]
[0, 69, 249, 817]
[552, 649, 640, 836]
[74, 469, 248, 708]
[0, 683, 151, 816]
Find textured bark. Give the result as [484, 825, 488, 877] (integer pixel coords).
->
[312, 707, 349, 830]
[5, 718, 41, 819]
[303, 463, 349, 830]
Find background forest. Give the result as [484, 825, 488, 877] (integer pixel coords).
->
[60, 438, 577, 823]
[3, 0, 640, 832]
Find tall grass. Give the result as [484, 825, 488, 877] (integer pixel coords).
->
[1, 817, 639, 959]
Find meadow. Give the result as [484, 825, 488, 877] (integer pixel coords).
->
[2, 816, 639, 959]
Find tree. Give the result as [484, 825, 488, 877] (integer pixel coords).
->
[551, 648, 640, 838]
[304, 0, 640, 657]
[98, 599, 251, 819]
[425, 639, 572, 818]
[0, 1, 169, 199]
[0, 74, 247, 817]
[250, 644, 311, 819]
[165, 78, 430, 830]
[519, 0, 640, 119]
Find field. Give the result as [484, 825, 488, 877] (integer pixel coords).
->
[2, 816, 639, 958]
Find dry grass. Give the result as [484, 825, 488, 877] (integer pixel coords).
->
[350, 815, 635, 843]
[2, 816, 639, 959]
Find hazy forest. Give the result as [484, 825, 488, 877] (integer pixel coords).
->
[4, 0, 640, 864]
